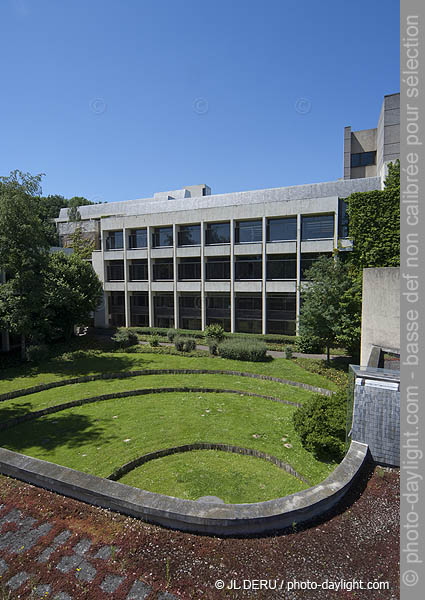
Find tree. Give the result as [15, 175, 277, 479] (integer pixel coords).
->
[43, 252, 103, 339]
[0, 171, 50, 356]
[298, 255, 361, 362]
[66, 226, 96, 259]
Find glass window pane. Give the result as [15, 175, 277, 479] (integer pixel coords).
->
[301, 215, 334, 240]
[236, 220, 262, 243]
[267, 217, 297, 241]
[206, 222, 230, 244]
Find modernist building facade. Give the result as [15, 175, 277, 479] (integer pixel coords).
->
[0, 93, 400, 350]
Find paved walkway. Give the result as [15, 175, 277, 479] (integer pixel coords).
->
[0, 503, 177, 599]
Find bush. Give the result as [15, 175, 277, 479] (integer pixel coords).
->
[26, 344, 50, 363]
[292, 387, 348, 461]
[183, 337, 197, 352]
[174, 336, 185, 352]
[208, 339, 218, 356]
[295, 335, 324, 354]
[167, 329, 178, 342]
[111, 328, 139, 349]
[204, 323, 225, 343]
[284, 345, 293, 359]
[217, 339, 268, 362]
[149, 335, 160, 347]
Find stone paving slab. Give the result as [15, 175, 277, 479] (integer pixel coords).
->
[0, 502, 179, 599]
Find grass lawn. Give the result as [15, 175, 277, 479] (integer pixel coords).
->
[0, 343, 339, 503]
[119, 450, 307, 503]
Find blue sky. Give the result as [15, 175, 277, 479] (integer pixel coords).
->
[1, 0, 400, 203]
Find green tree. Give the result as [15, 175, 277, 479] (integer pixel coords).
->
[0, 171, 50, 356]
[43, 252, 103, 339]
[67, 226, 96, 259]
[298, 255, 361, 362]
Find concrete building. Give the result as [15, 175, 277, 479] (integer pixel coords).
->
[0, 93, 400, 350]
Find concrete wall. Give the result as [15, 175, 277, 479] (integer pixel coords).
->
[360, 268, 400, 366]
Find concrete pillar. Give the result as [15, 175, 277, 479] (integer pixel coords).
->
[123, 226, 130, 327]
[230, 218, 235, 333]
[262, 216, 267, 335]
[295, 213, 302, 334]
[173, 224, 178, 328]
[200, 220, 206, 330]
[104, 292, 110, 327]
[147, 226, 154, 327]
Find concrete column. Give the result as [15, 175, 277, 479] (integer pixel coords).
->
[123, 226, 130, 327]
[295, 214, 302, 334]
[333, 211, 339, 252]
[147, 226, 154, 327]
[104, 292, 110, 327]
[262, 216, 267, 335]
[173, 224, 178, 328]
[200, 220, 206, 330]
[230, 218, 235, 333]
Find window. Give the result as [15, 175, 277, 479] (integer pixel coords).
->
[235, 220, 262, 243]
[129, 260, 148, 281]
[301, 215, 334, 240]
[109, 292, 125, 327]
[178, 258, 201, 280]
[205, 222, 230, 245]
[128, 229, 147, 249]
[266, 293, 296, 335]
[206, 257, 230, 280]
[153, 294, 174, 327]
[106, 261, 124, 281]
[179, 295, 201, 329]
[152, 227, 173, 247]
[106, 231, 123, 250]
[351, 151, 376, 168]
[267, 217, 297, 242]
[153, 259, 173, 280]
[338, 199, 349, 238]
[235, 255, 262, 280]
[266, 255, 296, 279]
[178, 224, 201, 246]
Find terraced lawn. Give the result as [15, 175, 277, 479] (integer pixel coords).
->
[0, 349, 338, 503]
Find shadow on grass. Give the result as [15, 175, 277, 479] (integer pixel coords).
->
[1, 412, 114, 453]
[0, 401, 34, 422]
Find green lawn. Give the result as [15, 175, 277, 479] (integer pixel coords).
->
[119, 450, 307, 503]
[0, 347, 338, 503]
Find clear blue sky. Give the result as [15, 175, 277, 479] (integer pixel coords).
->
[1, 0, 400, 203]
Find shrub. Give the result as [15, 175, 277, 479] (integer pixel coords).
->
[183, 337, 197, 352]
[208, 339, 218, 356]
[217, 339, 268, 362]
[149, 335, 160, 347]
[174, 336, 185, 352]
[167, 329, 178, 342]
[284, 345, 293, 359]
[204, 323, 225, 343]
[292, 387, 348, 461]
[111, 328, 139, 349]
[26, 344, 50, 363]
[295, 335, 324, 354]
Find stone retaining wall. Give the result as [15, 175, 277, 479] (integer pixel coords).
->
[0, 442, 369, 536]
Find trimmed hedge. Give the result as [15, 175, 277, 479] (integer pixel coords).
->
[128, 326, 296, 345]
[217, 339, 268, 362]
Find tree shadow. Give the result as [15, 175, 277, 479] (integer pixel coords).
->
[1, 412, 116, 453]
[0, 401, 34, 422]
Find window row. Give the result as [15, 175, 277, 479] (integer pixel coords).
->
[108, 292, 296, 335]
[106, 254, 328, 282]
[105, 215, 335, 250]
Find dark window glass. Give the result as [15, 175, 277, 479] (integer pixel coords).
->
[131, 293, 148, 307]
[178, 225, 201, 246]
[235, 220, 262, 243]
[129, 260, 148, 281]
[107, 261, 124, 281]
[154, 295, 174, 308]
[153, 260, 173, 280]
[301, 215, 334, 240]
[235, 319, 262, 334]
[110, 291, 125, 306]
[206, 295, 231, 310]
[152, 227, 173, 247]
[205, 222, 230, 244]
[235, 256, 262, 279]
[178, 258, 201, 280]
[179, 295, 201, 322]
[206, 257, 230, 280]
[267, 217, 297, 242]
[106, 231, 123, 250]
[236, 296, 262, 311]
[266, 255, 296, 279]
[338, 199, 349, 238]
[351, 151, 376, 168]
[129, 229, 147, 249]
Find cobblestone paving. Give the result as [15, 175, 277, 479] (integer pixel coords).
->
[0, 504, 179, 599]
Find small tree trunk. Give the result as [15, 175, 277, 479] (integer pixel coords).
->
[21, 333, 26, 360]
[326, 344, 330, 364]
